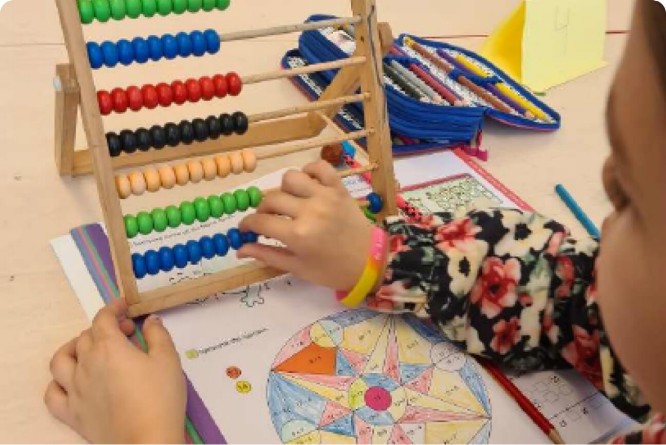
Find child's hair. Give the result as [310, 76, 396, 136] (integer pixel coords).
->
[643, 0, 666, 93]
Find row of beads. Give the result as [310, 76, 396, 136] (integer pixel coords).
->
[115, 149, 257, 198]
[107, 112, 248, 156]
[97, 73, 241, 114]
[132, 229, 257, 278]
[78, 0, 230, 24]
[87, 30, 221, 69]
[124, 186, 262, 238]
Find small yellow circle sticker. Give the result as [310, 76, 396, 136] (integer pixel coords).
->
[235, 380, 252, 394]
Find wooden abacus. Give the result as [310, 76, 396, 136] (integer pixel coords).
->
[53, 0, 397, 317]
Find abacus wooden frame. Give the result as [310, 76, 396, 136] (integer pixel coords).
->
[53, 0, 397, 317]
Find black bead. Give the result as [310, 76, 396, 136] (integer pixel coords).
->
[119, 129, 137, 154]
[164, 122, 181, 147]
[192, 118, 208, 142]
[179, 120, 195, 145]
[135, 127, 152, 151]
[150, 125, 166, 150]
[206, 115, 221, 139]
[232, 111, 249, 135]
[219, 113, 234, 136]
[106, 132, 122, 157]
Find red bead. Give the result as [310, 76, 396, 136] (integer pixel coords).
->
[212, 74, 227, 98]
[226, 72, 242, 96]
[171, 81, 188, 105]
[141, 84, 159, 109]
[185, 78, 202, 102]
[199, 76, 215, 101]
[97, 90, 113, 115]
[126, 86, 143, 111]
[111, 88, 129, 113]
[156, 83, 173, 107]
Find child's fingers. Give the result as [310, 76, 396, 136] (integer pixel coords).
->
[237, 244, 299, 273]
[75, 329, 94, 358]
[44, 380, 77, 430]
[119, 318, 136, 337]
[142, 315, 178, 361]
[91, 300, 129, 341]
[303, 161, 344, 190]
[49, 338, 77, 391]
[256, 192, 304, 219]
[240, 214, 294, 245]
[281, 169, 321, 198]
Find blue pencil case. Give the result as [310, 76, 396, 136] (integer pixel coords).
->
[282, 14, 562, 158]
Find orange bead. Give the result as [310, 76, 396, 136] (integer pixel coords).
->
[128, 171, 147, 196]
[116, 175, 131, 199]
[241, 148, 257, 173]
[174, 163, 190, 186]
[187, 160, 204, 183]
[230, 152, 244, 174]
[201, 158, 217, 181]
[215, 155, 231, 177]
[143, 167, 161, 192]
[158, 166, 176, 189]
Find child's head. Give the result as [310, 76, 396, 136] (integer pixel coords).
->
[599, 0, 666, 413]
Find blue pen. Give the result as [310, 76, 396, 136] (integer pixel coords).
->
[555, 184, 601, 238]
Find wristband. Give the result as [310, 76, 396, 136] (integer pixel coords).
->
[336, 227, 388, 308]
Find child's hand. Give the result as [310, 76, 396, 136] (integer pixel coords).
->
[44, 299, 186, 443]
[239, 161, 374, 291]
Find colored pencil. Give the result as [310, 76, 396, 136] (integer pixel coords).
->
[477, 357, 565, 444]
[555, 184, 601, 238]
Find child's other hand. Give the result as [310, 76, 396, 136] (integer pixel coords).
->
[45, 299, 186, 443]
[239, 161, 373, 291]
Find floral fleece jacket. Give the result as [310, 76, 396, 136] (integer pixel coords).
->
[367, 208, 664, 443]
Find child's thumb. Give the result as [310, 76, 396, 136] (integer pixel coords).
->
[142, 315, 177, 359]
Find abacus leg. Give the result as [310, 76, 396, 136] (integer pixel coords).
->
[54, 63, 79, 177]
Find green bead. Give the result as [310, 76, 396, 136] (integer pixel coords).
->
[166, 205, 182, 228]
[194, 197, 211, 222]
[78, 0, 95, 24]
[172, 0, 187, 13]
[157, 0, 172, 15]
[247, 186, 262, 208]
[363, 207, 377, 223]
[125, 0, 142, 18]
[215, 0, 230, 10]
[93, 0, 111, 21]
[109, 0, 126, 19]
[208, 195, 224, 218]
[221, 193, 237, 214]
[141, 0, 157, 16]
[186, 0, 202, 12]
[124, 215, 139, 238]
[137, 211, 154, 235]
[151, 208, 168, 232]
[234, 189, 250, 212]
[201, 0, 215, 11]
[180, 201, 196, 225]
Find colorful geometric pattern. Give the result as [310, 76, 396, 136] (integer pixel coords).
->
[267, 310, 492, 444]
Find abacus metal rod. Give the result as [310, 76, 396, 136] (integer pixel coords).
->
[218, 16, 361, 42]
[250, 93, 369, 123]
[242, 56, 366, 85]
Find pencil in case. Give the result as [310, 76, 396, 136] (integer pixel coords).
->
[283, 14, 562, 158]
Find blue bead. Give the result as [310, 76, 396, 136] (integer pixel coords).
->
[101, 41, 119, 67]
[158, 246, 175, 272]
[176, 32, 192, 57]
[117, 39, 134, 66]
[212, 234, 229, 257]
[242, 231, 258, 244]
[147, 35, 163, 61]
[132, 37, 150, 63]
[228, 228, 243, 250]
[204, 29, 220, 54]
[173, 244, 189, 268]
[132, 253, 147, 279]
[190, 31, 207, 57]
[186, 240, 203, 264]
[145, 250, 161, 275]
[86, 42, 104, 69]
[367, 192, 384, 214]
[199, 236, 215, 259]
[161, 34, 178, 60]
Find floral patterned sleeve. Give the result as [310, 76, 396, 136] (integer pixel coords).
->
[367, 208, 652, 423]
